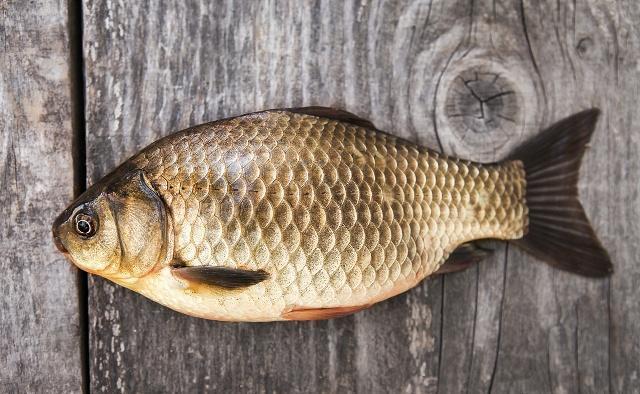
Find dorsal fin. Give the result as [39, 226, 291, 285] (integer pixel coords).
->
[284, 106, 377, 130]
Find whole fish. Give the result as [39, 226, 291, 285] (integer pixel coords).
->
[52, 107, 612, 321]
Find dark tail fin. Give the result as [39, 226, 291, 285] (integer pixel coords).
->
[509, 109, 613, 277]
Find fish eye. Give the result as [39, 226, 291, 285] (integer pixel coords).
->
[74, 213, 97, 237]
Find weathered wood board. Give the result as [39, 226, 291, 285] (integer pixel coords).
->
[0, 0, 83, 392]
[80, 1, 639, 393]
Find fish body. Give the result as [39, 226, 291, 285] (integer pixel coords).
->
[52, 107, 611, 321]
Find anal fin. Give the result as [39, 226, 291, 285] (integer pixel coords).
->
[434, 242, 493, 275]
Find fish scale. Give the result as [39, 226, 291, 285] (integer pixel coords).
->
[129, 110, 527, 320]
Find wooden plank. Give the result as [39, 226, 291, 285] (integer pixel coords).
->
[0, 0, 83, 392]
[83, 2, 441, 392]
[82, 0, 640, 393]
[433, 1, 639, 392]
[596, 2, 640, 392]
[487, 2, 633, 392]
[424, 1, 601, 393]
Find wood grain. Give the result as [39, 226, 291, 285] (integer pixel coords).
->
[0, 0, 82, 392]
[81, 0, 640, 393]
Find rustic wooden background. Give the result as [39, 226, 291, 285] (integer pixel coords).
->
[2, 0, 639, 393]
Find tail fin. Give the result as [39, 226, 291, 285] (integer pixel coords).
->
[509, 109, 613, 277]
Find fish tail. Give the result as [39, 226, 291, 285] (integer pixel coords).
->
[508, 109, 613, 277]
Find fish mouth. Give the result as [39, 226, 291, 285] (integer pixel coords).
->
[51, 214, 68, 254]
[52, 202, 76, 254]
[52, 228, 68, 254]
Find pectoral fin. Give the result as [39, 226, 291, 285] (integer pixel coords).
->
[171, 266, 269, 289]
[434, 242, 493, 275]
[282, 304, 370, 320]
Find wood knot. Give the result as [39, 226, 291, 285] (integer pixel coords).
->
[413, 23, 543, 162]
[576, 37, 593, 58]
[445, 68, 519, 136]
[432, 58, 537, 162]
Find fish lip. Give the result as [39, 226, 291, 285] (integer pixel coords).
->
[52, 211, 70, 254]
[53, 204, 74, 228]
[52, 225, 68, 254]
[53, 234, 68, 254]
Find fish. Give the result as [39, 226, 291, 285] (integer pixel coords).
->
[52, 107, 613, 321]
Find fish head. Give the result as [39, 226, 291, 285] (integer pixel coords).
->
[52, 167, 172, 281]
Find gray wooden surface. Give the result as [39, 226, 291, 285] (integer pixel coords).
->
[2, 0, 639, 393]
[0, 0, 83, 392]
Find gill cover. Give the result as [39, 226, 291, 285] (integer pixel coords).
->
[106, 170, 172, 277]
